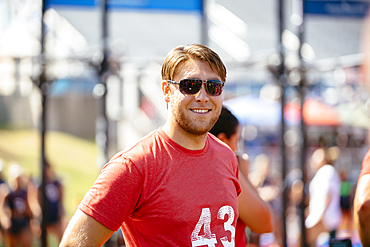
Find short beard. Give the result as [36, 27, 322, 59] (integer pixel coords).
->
[175, 106, 221, 136]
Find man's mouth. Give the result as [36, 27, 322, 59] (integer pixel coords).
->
[191, 109, 210, 114]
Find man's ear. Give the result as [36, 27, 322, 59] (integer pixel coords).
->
[162, 80, 170, 102]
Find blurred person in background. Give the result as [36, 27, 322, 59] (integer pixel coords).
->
[60, 44, 241, 246]
[12, 161, 67, 246]
[37, 161, 65, 244]
[0, 159, 6, 185]
[354, 11, 370, 247]
[209, 106, 274, 247]
[0, 159, 8, 246]
[285, 169, 304, 247]
[249, 154, 280, 205]
[248, 153, 282, 246]
[334, 166, 362, 246]
[305, 147, 342, 246]
[3, 164, 34, 247]
[335, 167, 355, 238]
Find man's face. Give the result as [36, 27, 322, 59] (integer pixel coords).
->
[168, 59, 223, 136]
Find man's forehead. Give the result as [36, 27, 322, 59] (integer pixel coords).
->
[175, 59, 217, 78]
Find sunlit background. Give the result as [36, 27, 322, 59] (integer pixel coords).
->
[0, 0, 369, 246]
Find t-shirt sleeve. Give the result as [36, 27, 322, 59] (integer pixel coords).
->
[360, 149, 370, 178]
[78, 155, 143, 231]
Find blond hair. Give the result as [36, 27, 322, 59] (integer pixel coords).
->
[161, 44, 227, 82]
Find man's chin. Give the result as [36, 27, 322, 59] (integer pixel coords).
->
[182, 124, 212, 136]
[176, 112, 218, 136]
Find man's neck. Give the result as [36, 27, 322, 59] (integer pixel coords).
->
[162, 122, 207, 150]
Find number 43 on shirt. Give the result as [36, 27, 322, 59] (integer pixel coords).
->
[191, 206, 235, 247]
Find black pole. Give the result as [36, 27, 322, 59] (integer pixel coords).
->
[102, 0, 109, 65]
[100, 1, 113, 246]
[40, 0, 48, 246]
[98, 0, 109, 165]
[299, 81, 308, 247]
[40, 78, 48, 247]
[297, 1, 307, 246]
[278, 0, 288, 246]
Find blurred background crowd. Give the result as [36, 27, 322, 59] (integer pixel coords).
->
[0, 0, 370, 246]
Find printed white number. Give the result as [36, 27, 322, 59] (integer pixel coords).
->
[217, 206, 235, 247]
[191, 206, 236, 247]
[191, 208, 217, 247]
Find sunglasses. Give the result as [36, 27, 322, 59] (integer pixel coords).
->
[167, 79, 225, 96]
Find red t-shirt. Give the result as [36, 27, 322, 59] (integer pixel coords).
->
[235, 218, 247, 247]
[360, 148, 370, 178]
[79, 127, 241, 247]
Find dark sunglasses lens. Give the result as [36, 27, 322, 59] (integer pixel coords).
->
[180, 79, 202, 95]
[206, 81, 223, 96]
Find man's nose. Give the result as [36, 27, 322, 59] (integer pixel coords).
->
[194, 83, 209, 102]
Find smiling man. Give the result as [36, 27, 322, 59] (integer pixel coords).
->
[60, 44, 241, 247]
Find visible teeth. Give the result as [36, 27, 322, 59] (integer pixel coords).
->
[193, 109, 208, 113]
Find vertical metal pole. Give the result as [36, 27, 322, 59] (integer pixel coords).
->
[40, 79, 48, 247]
[299, 78, 308, 247]
[102, 0, 109, 71]
[97, 0, 109, 165]
[278, 0, 288, 246]
[101, 3, 113, 244]
[201, 0, 208, 46]
[14, 58, 20, 95]
[40, 0, 48, 246]
[297, 1, 307, 246]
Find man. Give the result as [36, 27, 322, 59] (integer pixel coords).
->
[60, 44, 241, 246]
[354, 12, 370, 247]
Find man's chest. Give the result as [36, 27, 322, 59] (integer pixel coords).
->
[129, 165, 239, 246]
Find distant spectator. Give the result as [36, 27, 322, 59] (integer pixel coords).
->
[39, 162, 65, 243]
[285, 169, 304, 247]
[305, 147, 342, 246]
[3, 164, 33, 247]
[0, 159, 8, 246]
[249, 154, 282, 246]
[0, 159, 6, 184]
[338, 167, 355, 232]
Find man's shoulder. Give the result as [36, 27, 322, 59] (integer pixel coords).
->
[114, 128, 166, 160]
[120, 128, 161, 151]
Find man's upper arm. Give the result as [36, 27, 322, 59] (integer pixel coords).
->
[60, 208, 114, 247]
[354, 173, 370, 246]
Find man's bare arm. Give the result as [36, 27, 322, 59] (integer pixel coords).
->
[60, 209, 114, 247]
[354, 174, 370, 247]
